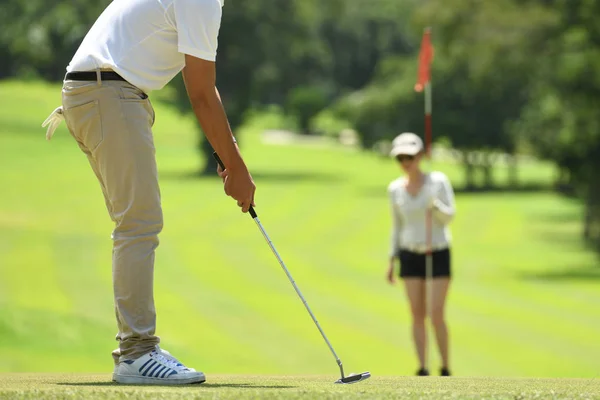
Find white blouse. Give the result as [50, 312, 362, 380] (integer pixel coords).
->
[388, 171, 456, 256]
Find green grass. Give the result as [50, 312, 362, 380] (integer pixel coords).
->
[1, 80, 599, 388]
[1, 374, 599, 400]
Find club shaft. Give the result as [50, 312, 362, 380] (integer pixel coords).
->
[211, 151, 346, 378]
[252, 216, 345, 375]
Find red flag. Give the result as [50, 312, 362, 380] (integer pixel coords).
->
[414, 28, 434, 92]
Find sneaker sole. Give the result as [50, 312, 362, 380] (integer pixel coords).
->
[113, 373, 206, 385]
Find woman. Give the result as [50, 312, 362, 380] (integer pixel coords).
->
[386, 132, 456, 377]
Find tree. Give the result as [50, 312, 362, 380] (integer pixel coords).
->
[514, 0, 600, 246]
[0, 0, 111, 79]
[331, 0, 556, 188]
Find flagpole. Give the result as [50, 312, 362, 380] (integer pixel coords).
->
[419, 26, 434, 375]
[415, 25, 434, 375]
[424, 78, 433, 375]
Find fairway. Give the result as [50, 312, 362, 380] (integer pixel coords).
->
[1, 80, 599, 382]
[1, 374, 599, 400]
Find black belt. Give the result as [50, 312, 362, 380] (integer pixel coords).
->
[65, 71, 126, 81]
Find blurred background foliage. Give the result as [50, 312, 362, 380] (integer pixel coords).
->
[1, 0, 600, 246]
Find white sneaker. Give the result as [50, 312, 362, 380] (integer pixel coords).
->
[113, 348, 205, 385]
[112, 345, 191, 369]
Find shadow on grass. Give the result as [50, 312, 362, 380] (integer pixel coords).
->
[520, 265, 600, 281]
[57, 382, 296, 389]
[203, 383, 295, 389]
[533, 231, 588, 250]
[452, 183, 552, 194]
[532, 210, 582, 224]
[519, 199, 600, 281]
[159, 169, 343, 184]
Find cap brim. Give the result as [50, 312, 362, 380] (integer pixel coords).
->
[390, 146, 420, 157]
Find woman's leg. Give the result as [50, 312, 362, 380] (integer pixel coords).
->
[430, 278, 451, 371]
[403, 278, 427, 370]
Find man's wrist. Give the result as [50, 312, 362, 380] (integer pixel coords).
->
[225, 153, 247, 173]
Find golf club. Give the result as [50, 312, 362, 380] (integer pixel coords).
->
[213, 151, 370, 385]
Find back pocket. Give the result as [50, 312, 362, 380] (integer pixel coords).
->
[64, 100, 103, 152]
[119, 85, 148, 101]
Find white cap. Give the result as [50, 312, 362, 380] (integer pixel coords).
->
[389, 132, 424, 157]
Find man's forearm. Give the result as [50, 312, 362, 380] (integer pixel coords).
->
[191, 88, 245, 171]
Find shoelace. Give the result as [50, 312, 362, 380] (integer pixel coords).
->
[153, 352, 188, 371]
[156, 346, 183, 367]
[41, 106, 65, 141]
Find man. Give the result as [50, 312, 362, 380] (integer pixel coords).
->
[41, 0, 255, 385]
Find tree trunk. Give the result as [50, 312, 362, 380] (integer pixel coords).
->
[584, 175, 600, 249]
[464, 152, 476, 190]
[198, 134, 216, 176]
[508, 155, 518, 188]
[584, 194, 591, 241]
[482, 153, 495, 189]
[558, 167, 567, 186]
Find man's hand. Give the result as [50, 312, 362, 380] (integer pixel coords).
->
[217, 163, 256, 213]
[224, 167, 256, 213]
[217, 163, 227, 182]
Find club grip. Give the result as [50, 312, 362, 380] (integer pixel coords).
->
[212, 152, 257, 219]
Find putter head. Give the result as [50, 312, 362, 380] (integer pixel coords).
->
[334, 371, 371, 384]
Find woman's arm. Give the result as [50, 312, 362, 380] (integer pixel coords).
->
[387, 185, 403, 284]
[431, 173, 456, 225]
[388, 185, 403, 259]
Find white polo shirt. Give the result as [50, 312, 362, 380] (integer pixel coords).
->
[67, 0, 225, 93]
[388, 171, 456, 257]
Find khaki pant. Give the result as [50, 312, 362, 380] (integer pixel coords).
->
[61, 78, 162, 362]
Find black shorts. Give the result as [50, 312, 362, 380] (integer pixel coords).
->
[398, 248, 451, 279]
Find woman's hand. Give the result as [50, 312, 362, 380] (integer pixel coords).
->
[386, 261, 396, 285]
